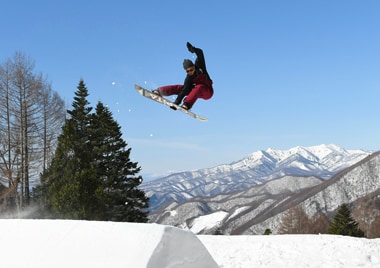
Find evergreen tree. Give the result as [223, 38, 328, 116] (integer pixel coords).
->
[35, 80, 149, 222]
[263, 229, 272, 235]
[90, 102, 149, 222]
[36, 80, 101, 219]
[328, 203, 365, 237]
[66, 79, 93, 170]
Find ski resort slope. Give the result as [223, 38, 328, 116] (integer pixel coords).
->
[1, 219, 380, 268]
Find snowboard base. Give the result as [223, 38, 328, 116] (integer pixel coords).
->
[134, 84, 208, 122]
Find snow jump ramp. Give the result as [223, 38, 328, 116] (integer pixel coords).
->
[0, 219, 218, 268]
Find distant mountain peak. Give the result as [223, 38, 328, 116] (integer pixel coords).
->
[141, 144, 371, 212]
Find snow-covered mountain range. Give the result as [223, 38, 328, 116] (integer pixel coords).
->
[141, 144, 370, 211]
[149, 151, 380, 235]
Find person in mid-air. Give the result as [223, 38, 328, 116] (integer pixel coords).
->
[152, 42, 213, 110]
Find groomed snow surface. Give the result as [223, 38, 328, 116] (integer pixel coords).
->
[1, 220, 380, 268]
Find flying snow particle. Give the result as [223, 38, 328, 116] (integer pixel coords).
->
[111, 82, 116, 86]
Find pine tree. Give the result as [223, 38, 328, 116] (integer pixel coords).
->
[66, 79, 93, 170]
[90, 102, 149, 222]
[328, 203, 365, 237]
[35, 80, 149, 222]
[263, 229, 272, 235]
[36, 80, 100, 219]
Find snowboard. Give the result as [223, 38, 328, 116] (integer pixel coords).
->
[134, 84, 208, 122]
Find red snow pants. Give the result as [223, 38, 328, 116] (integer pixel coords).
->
[158, 83, 214, 107]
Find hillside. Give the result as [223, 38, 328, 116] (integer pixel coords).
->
[149, 151, 380, 235]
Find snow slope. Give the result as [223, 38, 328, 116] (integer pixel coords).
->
[0, 220, 217, 268]
[200, 235, 380, 268]
[1, 220, 380, 268]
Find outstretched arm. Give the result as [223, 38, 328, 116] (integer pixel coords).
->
[186, 42, 210, 80]
[186, 42, 206, 70]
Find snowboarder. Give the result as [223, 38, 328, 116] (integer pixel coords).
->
[152, 42, 213, 110]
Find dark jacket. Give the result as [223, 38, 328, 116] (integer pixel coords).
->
[181, 46, 212, 96]
[193, 47, 212, 82]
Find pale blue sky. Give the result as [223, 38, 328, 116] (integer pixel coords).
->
[2, 0, 380, 179]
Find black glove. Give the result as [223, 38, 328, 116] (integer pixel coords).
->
[186, 42, 195, 53]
